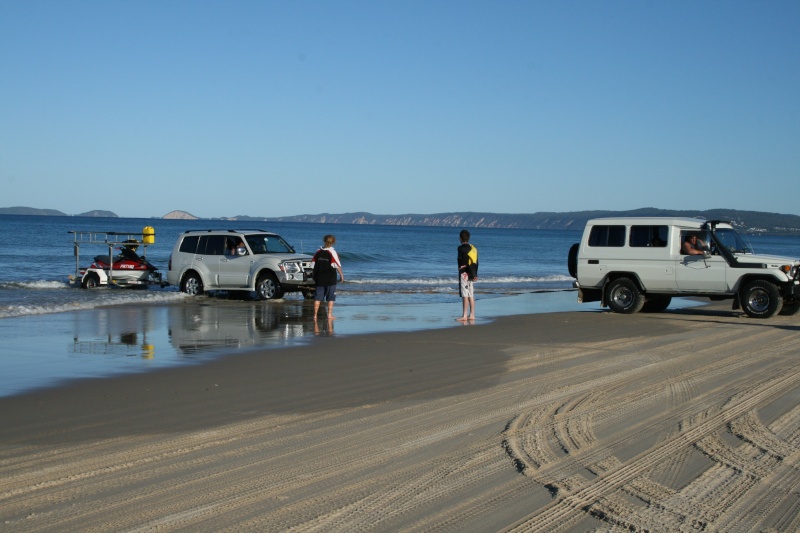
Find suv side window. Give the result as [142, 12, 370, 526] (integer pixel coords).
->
[197, 235, 227, 255]
[630, 225, 668, 247]
[588, 225, 625, 247]
[179, 235, 199, 253]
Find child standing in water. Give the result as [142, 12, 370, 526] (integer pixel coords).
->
[312, 234, 344, 320]
[456, 229, 478, 321]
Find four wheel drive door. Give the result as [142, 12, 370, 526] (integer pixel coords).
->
[675, 255, 727, 292]
[216, 255, 253, 287]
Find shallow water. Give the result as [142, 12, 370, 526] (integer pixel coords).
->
[0, 290, 603, 397]
[1, 214, 789, 397]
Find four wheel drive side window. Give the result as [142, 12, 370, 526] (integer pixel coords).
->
[588, 225, 626, 247]
[195, 235, 227, 256]
[630, 225, 668, 248]
[178, 235, 199, 254]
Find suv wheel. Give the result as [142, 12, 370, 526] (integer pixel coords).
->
[606, 277, 645, 314]
[741, 280, 783, 318]
[181, 273, 204, 296]
[256, 272, 284, 300]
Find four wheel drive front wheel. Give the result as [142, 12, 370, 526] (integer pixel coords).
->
[255, 272, 285, 300]
[606, 277, 646, 314]
[741, 280, 783, 319]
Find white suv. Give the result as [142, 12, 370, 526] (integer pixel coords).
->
[568, 217, 800, 318]
[167, 229, 315, 300]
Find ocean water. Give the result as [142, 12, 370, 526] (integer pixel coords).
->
[1, 214, 798, 397]
[0, 214, 579, 316]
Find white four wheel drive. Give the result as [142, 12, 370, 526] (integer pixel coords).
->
[167, 229, 316, 300]
[568, 217, 800, 318]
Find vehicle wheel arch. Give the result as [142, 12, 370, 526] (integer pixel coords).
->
[604, 275, 647, 314]
[740, 278, 783, 319]
[601, 272, 646, 304]
[255, 269, 285, 300]
[732, 273, 785, 293]
[180, 269, 205, 296]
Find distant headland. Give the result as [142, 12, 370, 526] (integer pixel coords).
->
[0, 206, 118, 218]
[2, 206, 800, 234]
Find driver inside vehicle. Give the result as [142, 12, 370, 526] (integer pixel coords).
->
[681, 233, 707, 255]
[226, 238, 247, 256]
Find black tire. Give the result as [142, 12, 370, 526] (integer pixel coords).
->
[741, 280, 783, 318]
[255, 272, 284, 300]
[606, 277, 645, 314]
[81, 272, 100, 289]
[642, 295, 672, 313]
[778, 300, 800, 316]
[181, 272, 204, 296]
[567, 243, 579, 278]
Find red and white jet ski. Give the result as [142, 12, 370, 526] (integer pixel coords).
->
[79, 242, 162, 288]
[69, 228, 164, 289]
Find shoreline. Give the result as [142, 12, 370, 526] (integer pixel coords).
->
[0, 290, 597, 398]
[3, 301, 799, 530]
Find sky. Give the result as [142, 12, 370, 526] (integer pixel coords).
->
[1, 0, 799, 219]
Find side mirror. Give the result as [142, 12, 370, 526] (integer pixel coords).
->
[237, 247, 247, 256]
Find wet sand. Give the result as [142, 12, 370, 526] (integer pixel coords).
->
[1, 302, 799, 531]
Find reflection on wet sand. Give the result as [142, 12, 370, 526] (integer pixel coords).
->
[2, 291, 596, 397]
[313, 317, 336, 336]
[66, 297, 323, 361]
[167, 299, 316, 354]
[70, 305, 159, 359]
[4, 298, 330, 396]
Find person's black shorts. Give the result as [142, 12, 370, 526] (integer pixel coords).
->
[314, 285, 337, 302]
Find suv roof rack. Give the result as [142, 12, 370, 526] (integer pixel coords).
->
[181, 229, 273, 234]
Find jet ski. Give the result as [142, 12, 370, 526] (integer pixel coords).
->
[80, 241, 162, 288]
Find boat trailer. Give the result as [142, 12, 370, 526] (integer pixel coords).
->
[68, 227, 165, 288]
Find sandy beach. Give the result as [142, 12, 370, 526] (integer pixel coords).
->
[1, 302, 799, 532]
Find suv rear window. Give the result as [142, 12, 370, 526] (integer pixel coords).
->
[588, 225, 625, 247]
[179, 235, 199, 253]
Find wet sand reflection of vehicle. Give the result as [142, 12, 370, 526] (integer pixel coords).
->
[70, 306, 158, 359]
[168, 300, 316, 355]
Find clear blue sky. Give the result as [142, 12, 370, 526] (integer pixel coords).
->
[2, 0, 798, 218]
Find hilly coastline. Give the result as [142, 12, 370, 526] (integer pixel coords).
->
[3, 206, 800, 234]
[0, 206, 118, 218]
[264, 208, 800, 235]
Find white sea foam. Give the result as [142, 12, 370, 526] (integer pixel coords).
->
[0, 291, 189, 319]
[0, 280, 72, 290]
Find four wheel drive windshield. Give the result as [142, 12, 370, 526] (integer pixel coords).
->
[714, 228, 752, 254]
[245, 234, 296, 254]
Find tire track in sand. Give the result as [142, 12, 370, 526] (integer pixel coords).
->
[504, 361, 800, 532]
